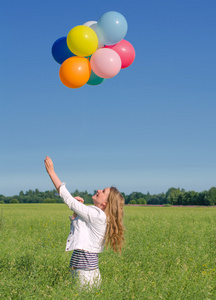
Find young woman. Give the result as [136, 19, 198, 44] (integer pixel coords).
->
[44, 156, 125, 287]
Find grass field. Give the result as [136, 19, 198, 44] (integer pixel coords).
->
[0, 204, 215, 299]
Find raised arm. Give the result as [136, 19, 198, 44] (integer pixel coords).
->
[44, 156, 62, 192]
[44, 156, 104, 223]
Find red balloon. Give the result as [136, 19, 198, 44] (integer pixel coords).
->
[105, 39, 135, 69]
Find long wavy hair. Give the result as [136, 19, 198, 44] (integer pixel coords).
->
[104, 187, 125, 253]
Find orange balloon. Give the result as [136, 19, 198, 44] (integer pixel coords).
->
[59, 56, 91, 88]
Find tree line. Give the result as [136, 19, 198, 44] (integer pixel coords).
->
[0, 186, 216, 206]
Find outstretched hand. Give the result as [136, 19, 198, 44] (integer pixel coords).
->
[44, 156, 55, 175]
[44, 156, 61, 191]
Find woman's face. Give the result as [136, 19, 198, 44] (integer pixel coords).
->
[92, 188, 110, 207]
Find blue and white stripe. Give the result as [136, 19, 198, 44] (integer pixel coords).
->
[70, 249, 99, 270]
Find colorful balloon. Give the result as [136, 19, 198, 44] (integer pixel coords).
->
[90, 48, 121, 79]
[83, 21, 104, 48]
[59, 56, 91, 88]
[105, 39, 135, 68]
[97, 11, 128, 45]
[52, 37, 75, 64]
[52, 11, 134, 89]
[83, 21, 97, 27]
[67, 25, 98, 57]
[87, 70, 105, 86]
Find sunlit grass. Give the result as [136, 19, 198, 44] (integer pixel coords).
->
[0, 204, 215, 299]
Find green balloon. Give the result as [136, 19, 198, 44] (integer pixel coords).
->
[87, 70, 105, 86]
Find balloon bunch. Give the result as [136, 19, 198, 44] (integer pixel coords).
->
[52, 11, 135, 89]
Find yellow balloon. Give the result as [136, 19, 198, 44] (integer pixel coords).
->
[67, 25, 98, 57]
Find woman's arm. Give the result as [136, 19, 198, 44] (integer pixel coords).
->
[71, 196, 84, 219]
[44, 156, 104, 223]
[44, 156, 62, 192]
[59, 184, 105, 224]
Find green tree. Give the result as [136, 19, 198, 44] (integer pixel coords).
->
[145, 192, 151, 203]
[166, 188, 184, 205]
[148, 195, 160, 204]
[180, 191, 198, 205]
[73, 190, 80, 197]
[10, 199, 19, 204]
[44, 198, 55, 203]
[129, 200, 137, 204]
[35, 188, 40, 195]
[138, 198, 147, 204]
[204, 187, 216, 206]
[19, 191, 24, 197]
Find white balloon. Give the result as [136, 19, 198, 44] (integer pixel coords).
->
[83, 21, 104, 48]
[83, 21, 97, 27]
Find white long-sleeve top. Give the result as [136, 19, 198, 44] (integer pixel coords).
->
[59, 183, 107, 253]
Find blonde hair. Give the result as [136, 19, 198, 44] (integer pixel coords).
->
[104, 187, 125, 253]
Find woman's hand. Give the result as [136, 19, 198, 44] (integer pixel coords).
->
[44, 156, 62, 191]
[74, 196, 84, 204]
[44, 156, 55, 175]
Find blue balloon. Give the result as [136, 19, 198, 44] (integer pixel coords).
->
[51, 37, 74, 64]
[97, 11, 128, 46]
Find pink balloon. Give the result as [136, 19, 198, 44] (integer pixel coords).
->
[105, 39, 135, 69]
[90, 48, 121, 79]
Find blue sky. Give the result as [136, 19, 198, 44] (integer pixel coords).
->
[1, 0, 216, 196]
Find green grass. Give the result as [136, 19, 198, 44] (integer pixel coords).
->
[0, 204, 215, 299]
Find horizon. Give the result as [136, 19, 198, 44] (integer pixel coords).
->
[2, 184, 216, 198]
